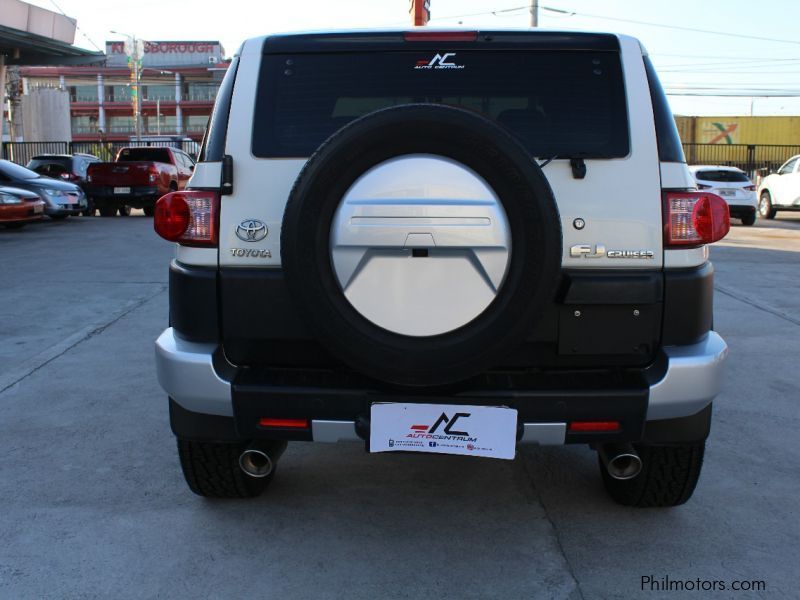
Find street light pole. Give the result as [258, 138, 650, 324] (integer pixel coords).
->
[111, 30, 144, 141]
[133, 39, 142, 141]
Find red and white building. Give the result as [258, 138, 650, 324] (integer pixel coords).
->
[17, 40, 229, 142]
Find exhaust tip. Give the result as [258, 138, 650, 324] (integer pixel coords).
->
[598, 444, 643, 481]
[239, 449, 274, 478]
[607, 452, 643, 480]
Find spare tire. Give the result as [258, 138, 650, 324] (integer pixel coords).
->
[281, 104, 561, 386]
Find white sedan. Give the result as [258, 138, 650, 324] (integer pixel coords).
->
[689, 165, 757, 226]
[757, 155, 800, 220]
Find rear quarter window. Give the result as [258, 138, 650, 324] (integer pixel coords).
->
[252, 50, 630, 159]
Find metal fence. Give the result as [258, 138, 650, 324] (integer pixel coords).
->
[682, 143, 800, 178]
[2, 140, 201, 166]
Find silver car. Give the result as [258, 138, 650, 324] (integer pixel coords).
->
[0, 160, 87, 220]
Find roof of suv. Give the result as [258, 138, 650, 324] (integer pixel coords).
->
[247, 29, 638, 54]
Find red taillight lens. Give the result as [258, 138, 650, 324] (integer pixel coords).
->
[745, 184, 756, 191]
[258, 418, 309, 429]
[148, 167, 158, 183]
[663, 191, 730, 247]
[403, 31, 478, 42]
[569, 421, 621, 432]
[153, 191, 219, 247]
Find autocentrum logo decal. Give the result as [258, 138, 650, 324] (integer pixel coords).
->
[414, 52, 465, 70]
[407, 412, 476, 441]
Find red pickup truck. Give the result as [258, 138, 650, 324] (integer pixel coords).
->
[86, 147, 195, 216]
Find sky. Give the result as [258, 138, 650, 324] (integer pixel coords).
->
[28, 0, 800, 116]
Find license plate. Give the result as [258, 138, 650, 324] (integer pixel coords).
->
[370, 402, 518, 459]
[114, 187, 131, 194]
[719, 189, 736, 197]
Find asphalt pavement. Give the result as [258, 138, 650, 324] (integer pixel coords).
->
[1, 212, 798, 599]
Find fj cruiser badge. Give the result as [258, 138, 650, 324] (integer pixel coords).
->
[235, 219, 268, 242]
[570, 244, 654, 259]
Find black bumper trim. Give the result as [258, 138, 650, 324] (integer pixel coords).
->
[231, 367, 652, 444]
[169, 260, 218, 342]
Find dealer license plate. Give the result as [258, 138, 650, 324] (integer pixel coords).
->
[370, 403, 518, 459]
[114, 187, 131, 194]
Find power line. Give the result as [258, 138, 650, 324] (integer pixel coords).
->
[540, 5, 800, 46]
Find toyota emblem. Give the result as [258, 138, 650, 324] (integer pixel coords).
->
[235, 219, 268, 242]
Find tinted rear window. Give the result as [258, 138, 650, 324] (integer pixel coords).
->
[28, 157, 71, 171]
[695, 170, 750, 183]
[118, 148, 171, 163]
[252, 51, 629, 159]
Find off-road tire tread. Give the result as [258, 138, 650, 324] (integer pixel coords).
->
[600, 443, 705, 507]
[177, 439, 271, 498]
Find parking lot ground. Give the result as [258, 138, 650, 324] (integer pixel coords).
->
[1, 214, 798, 599]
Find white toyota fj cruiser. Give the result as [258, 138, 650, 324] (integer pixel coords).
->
[154, 29, 730, 506]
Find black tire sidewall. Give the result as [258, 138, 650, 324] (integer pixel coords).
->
[281, 104, 562, 386]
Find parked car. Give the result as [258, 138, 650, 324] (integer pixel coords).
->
[689, 165, 757, 225]
[86, 146, 195, 216]
[0, 186, 45, 229]
[26, 153, 101, 216]
[0, 160, 87, 219]
[757, 154, 800, 219]
[154, 29, 730, 506]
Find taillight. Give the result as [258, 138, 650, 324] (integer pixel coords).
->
[148, 166, 158, 183]
[403, 31, 478, 42]
[663, 191, 730, 247]
[696, 183, 712, 190]
[153, 191, 219, 247]
[745, 185, 756, 191]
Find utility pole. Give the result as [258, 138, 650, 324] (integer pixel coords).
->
[410, 0, 431, 26]
[530, 0, 539, 27]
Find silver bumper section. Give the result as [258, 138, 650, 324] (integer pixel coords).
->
[647, 331, 728, 420]
[155, 328, 728, 439]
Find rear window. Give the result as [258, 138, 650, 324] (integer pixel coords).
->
[695, 170, 750, 183]
[117, 148, 171, 163]
[28, 157, 70, 171]
[252, 50, 629, 159]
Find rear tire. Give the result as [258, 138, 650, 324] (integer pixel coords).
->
[49, 215, 67, 220]
[740, 214, 756, 226]
[143, 205, 154, 217]
[2, 222, 26, 229]
[99, 206, 116, 217]
[759, 191, 776, 219]
[600, 443, 705, 507]
[118, 205, 131, 217]
[177, 439, 276, 498]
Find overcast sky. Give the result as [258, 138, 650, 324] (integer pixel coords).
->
[28, 0, 800, 116]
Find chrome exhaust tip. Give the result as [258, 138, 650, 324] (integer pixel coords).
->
[599, 443, 643, 481]
[238, 441, 287, 479]
[239, 448, 274, 478]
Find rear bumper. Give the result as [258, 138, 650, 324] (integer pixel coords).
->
[728, 205, 756, 219]
[89, 186, 160, 203]
[155, 328, 727, 445]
